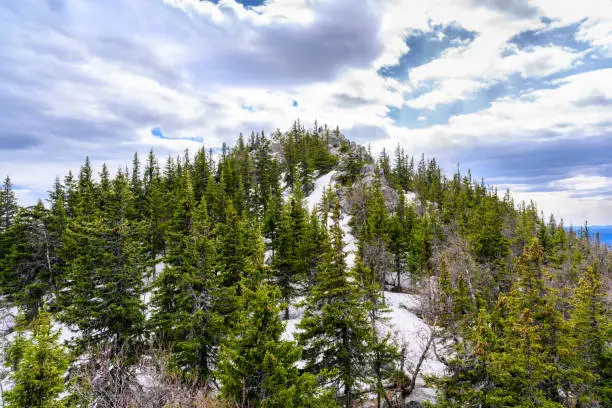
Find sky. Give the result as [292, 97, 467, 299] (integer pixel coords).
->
[1, 0, 612, 226]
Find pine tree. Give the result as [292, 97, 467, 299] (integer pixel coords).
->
[60, 170, 145, 354]
[298, 200, 375, 408]
[217, 278, 331, 407]
[0, 175, 18, 230]
[2, 310, 70, 408]
[272, 183, 310, 318]
[150, 173, 220, 382]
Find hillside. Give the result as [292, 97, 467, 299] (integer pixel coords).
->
[0, 122, 610, 407]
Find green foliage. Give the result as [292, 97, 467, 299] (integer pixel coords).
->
[298, 201, 377, 408]
[217, 278, 331, 407]
[0, 122, 609, 407]
[150, 185, 220, 383]
[271, 184, 311, 316]
[59, 170, 145, 354]
[433, 239, 607, 407]
[278, 120, 338, 191]
[2, 310, 70, 408]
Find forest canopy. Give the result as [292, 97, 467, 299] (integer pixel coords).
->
[0, 122, 610, 408]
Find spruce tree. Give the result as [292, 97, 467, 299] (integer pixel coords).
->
[217, 278, 330, 407]
[272, 183, 310, 318]
[569, 264, 611, 405]
[60, 170, 145, 354]
[298, 200, 375, 408]
[0, 175, 18, 230]
[1, 202, 58, 320]
[150, 173, 220, 382]
[359, 172, 391, 290]
[2, 310, 70, 408]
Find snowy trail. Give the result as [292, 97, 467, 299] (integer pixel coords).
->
[340, 214, 357, 268]
[305, 170, 336, 213]
[304, 170, 358, 268]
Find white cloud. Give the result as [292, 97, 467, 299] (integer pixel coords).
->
[577, 17, 612, 56]
[550, 175, 612, 193]
[406, 79, 486, 109]
[402, 68, 612, 147]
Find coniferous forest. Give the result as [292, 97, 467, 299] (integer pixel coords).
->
[0, 122, 610, 407]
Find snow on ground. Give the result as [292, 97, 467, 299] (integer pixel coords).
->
[281, 318, 300, 342]
[265, 249, 273, 265]
[281, 290, 446, 402]
[55, 320, 80, 345]
[383, 292, 446, 377]
[0, 304, 17, 335]
[339, 212, 357, 268]
[305, 170, 336, 213]
[154, 261, 166, 275]
[404, 191, 417, 203]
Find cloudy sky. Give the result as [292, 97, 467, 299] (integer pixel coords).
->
[1, 0, 611, 225]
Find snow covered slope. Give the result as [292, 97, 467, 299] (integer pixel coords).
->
[288, 171, 444, 402]
[305, 170, 336, 213]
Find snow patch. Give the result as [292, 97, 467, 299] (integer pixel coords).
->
[264, 249, 273, 265]
[384, 291, 446, 377]
[403, 191, 417, 203]
[154, 261, 166, 275]
[305, 170, 336, 213]
[339, 213, 357, 268]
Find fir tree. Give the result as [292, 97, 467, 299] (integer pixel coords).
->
[150, 174, 220, 382]
[2, 310, 70, 408]
[569, 263, 611, 405]
[298, 200, 375, 408]
[0, 175, 18, 230]
[1, 202, 58, 320]
[59, 170, 145, 354]
[271, 182, 310, 318]
[217, 278, 330, 407]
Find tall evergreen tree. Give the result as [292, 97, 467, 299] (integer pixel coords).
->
[298, 200, 375, 408]
[0, 175, 18, 230]
[272, 183, 310, 318]
[218, 278, 330, 407]
[150, 173, 220, 382]
[60, 170, 145, 354]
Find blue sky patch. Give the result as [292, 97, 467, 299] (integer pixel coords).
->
[507, 19, 590, 53]
[391, 73, 563, 128]
[378, 22, 477, 79]
[151, 127, 204, 143]
[203, 0, 266, 7]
